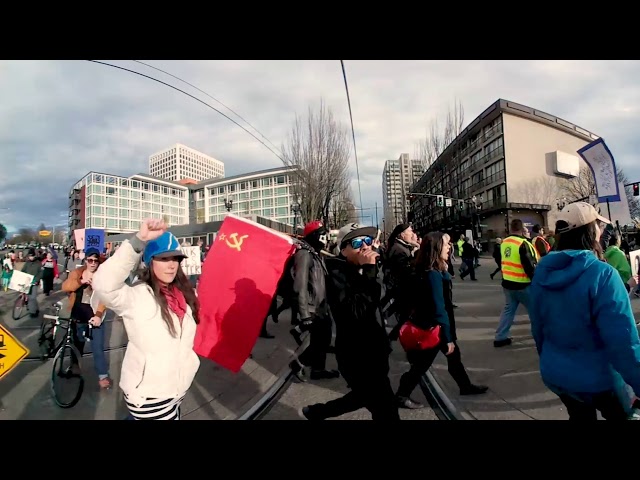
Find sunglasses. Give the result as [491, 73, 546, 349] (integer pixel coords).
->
[350, 236, 373, 249]
[86, 258, 99, 264]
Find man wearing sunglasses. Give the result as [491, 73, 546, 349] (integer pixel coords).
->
[301, 223, 400, 421]
[61, 247, 112, 389]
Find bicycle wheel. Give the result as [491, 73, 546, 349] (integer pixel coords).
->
[50, 344, 84, 408]
[39, 320, 68, 360]
[12, 295, 25, 320]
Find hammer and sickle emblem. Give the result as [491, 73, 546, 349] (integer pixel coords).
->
[225, 233, 249, 252]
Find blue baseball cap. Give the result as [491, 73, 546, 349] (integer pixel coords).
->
[143, 232, 186, 265]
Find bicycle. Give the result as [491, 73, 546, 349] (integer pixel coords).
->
[12, 283, 33, 320]
[43, 307, 91, 408]
[38, 302, 69, 360]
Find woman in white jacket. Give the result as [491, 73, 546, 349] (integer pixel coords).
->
[92, 218, 201, 420]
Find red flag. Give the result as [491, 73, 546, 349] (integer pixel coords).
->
[194, 215, 296, 373]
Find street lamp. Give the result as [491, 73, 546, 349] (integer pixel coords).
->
[290, 196, 301, 235]
[471, 195, 484, 239]
[224, 198, 233, 212]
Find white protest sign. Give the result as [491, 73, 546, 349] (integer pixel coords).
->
[8, 270, 34, 293]
[577, 138, 621, 203]
[180, 246, 202, 276]
[629, 250, 640, 289]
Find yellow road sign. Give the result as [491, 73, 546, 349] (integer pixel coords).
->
[0, 324, 29, 380]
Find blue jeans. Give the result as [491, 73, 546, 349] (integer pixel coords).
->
[495, 286, 530, 341]
[76, 322, 109, 378]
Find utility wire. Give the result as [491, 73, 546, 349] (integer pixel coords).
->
[132, 60, 281, 154]
[86, 60, 284, 162]
[339, 60, 364, 213]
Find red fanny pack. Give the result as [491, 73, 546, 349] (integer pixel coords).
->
[399, 321, 441, 351]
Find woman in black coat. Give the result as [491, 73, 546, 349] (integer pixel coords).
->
[395, 231, 488, 409]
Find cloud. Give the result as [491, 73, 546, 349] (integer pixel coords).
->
[1, 60, 638, 232]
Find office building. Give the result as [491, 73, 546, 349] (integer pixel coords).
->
[186, 166, 300, 225]
[409, 98, 599, 244]
[382, 153, 425, 233]
[68, 166, 300, 240]
[68, 172, 190, 237]
[149, 143, 224, 182]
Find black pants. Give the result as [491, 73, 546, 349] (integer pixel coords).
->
[491, 260, 501, 278]
[460, 259, 476, 280]
[42, 269, 55, 295]
[396, 341, 471, 398]
[308, 360, 399, 420]
[298, 315, 332, 371]
[558, 391, 628, 420]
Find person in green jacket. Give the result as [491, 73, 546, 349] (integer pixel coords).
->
[604, 234, 632, 292]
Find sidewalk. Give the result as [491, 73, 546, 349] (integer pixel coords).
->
[428, 274, 640, 420]
[0, 290, 300, 420]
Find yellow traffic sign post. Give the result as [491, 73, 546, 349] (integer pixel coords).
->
[0, 325, 29, 381]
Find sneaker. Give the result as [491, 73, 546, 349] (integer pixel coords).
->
[99, 377, 113, 389]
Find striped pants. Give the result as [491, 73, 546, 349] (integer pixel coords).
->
[124, 394, 185, 420]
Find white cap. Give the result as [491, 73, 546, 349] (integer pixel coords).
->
[556, 202, 610, 233]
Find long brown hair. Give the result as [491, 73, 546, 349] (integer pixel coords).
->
[414, 231, 449, 272]
[555, 220, 603, 260]
[138, 263, 200, 337]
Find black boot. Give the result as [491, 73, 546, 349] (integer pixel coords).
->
[397, 396, 424, 409]
[310, 369, 340, 380]
[460, 384, 488, 395]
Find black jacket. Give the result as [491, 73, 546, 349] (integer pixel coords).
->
[325, 256, 391, 366]
[291, 241, 328, 320]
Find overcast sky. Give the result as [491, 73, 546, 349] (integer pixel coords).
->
[1, 60, 638, 234]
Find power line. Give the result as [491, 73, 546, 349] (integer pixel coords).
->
[132, 60, 282, 154]
[86, 60, 284, 162]
[339, 60, 364, 213]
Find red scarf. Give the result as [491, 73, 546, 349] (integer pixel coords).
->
[160, 285, 187, 321]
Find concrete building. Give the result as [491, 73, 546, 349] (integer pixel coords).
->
[409, 99, 599, 246]
[149, 143, 224, 182]
[68, 166, 300, 240]
[184, 166, 300, 226]
[382, 153, 425, 233]
[68, 172, 190, 238]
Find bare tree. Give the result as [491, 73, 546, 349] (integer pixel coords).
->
[415, 98, 465, 169]
[510, 175, 563, 206]
[329, 188, 357, 229]
[281, 99, 352, 227]
[561, 166, 640, 218]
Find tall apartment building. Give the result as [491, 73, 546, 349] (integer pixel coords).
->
[149, 143, 224, 182]
[409, 98, 599, 244]
[382, 153, 425, 233]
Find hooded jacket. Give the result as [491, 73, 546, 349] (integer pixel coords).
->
[529, 250, 640, 396]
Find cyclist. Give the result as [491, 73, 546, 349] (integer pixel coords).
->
[61, 247, 111, 389]
[92, 218, 200, 420]
[21, 248, 43, 317]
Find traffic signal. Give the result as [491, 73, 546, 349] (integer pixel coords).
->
[458, 199, 465, 210]
[633, 182, 639, 196]
[436, 195, 444, 207]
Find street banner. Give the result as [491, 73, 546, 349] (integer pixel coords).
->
[193, 214, 296, 373]
[74, 229, 85, 250]
[577, 138, 621, 203]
